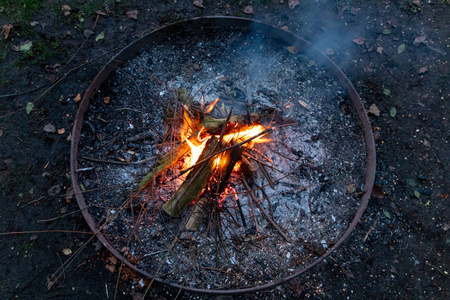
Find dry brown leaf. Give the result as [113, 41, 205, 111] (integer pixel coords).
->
[412, 0, 421, 5]
[244, 5, 254, 15]
[103, 96, 111, 104]
[368, 103, 381, 116]
[377, 46, 383, 54]
[372, 184, 385, 199]
[288, 0, 300, 9]
[353, 37, 364, 45]
[126, 10, 138, 20]
[66, 132, 72, 141]
[43, 124, 56, 133]
[74, 93, 82, 103]
[346, 183, 356, 194]
[61, 4, 71, 16]
[62, 248, 72, 255]
[57, 128, 65, 135]
[193, 0, 205, 8]
[105, 264, 116, 273]
[2, 24, 13, 39]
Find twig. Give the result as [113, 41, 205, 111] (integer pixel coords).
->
[363, 216, 379, 242]
[80, 156, 156, 165]
[242, 177, 289, 241]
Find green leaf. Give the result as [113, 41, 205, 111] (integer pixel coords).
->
[383, 29, 391, 35]
[390, 107, 397, 117]
[414, 190, 421, 198]
[398, 44, 406, 54]
[405, 178, 418, 187]
[95, 31, 105, 42]
[383, 89, 391, 96]
[19, 41, 33, 52]
[29, 187, 34, 194]
[26, 102, 34, 114]
[383, 210, 391, 219]
[80, 183, 86, 191]
[18, 193, 24, 197]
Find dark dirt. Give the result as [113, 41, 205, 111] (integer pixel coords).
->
[0, 1, 448, 299]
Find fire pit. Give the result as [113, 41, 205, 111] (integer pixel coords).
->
[70, 17, 375, 295]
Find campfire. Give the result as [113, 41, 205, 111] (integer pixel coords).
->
[139, 90, 294, 233]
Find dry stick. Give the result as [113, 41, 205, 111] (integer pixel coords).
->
[80, 156, 157, 165]
[175, 127, 272, 179]
[241, 177, 289, 241]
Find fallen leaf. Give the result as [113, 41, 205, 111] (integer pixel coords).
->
[287, 46, 300, 54]
[372, 184, 385, 198]
[376, 46, 383, 54]
[43, 124, 56, 133]
[61, 4, 71, 16]
[414, 190, 421, 198]
[48, 184, 62, 195]
[390, 107, 397, 117]
[2, 24, 13, 39]
[108, 255, 118, 265]
[405, 178, 418, 187]
[383, 29, 391, 35]
[397, 44, 406, 54]
[105, 264, 116, 273]
[66, 132, 72, 141]
[14, 40, 33, 52]
[62, 248, 72, 255]
[298, 100, 310, 109]
[60, 207, 67, 214]
[95, 10, 108, 16]
[412, 0, 421, 5]
[383, 210, 391, 219]
[74, 93, 82, 103]
[103, 96, 110, 104]
[288, 0, 300, 9]
[418, 66, 428, 74]
[290, 282, 304, 296]
[383, 89, 391, 96]
[84, 29, 93, 38]
[346, 183, 356, 193]
[353, 37, 364, 45]
[244, 5, 254, 15]
[193, 0, 204, 8]
[126, 10, 138, 20]
[26, 102, 34, 114]
[368, 104, 380, 116]
[57, 128, 65, 135]
[30, 21, 39, 27]
[325, 48, 334, 55]
[350, 7, 360, 15]
[413, 35, 426, 47]
[95, 31, 105, 42]
[217, 76, 227, 82]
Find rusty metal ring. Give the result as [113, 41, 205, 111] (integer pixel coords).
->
[70, 16, 376, 295]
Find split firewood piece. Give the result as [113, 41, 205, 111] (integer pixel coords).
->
[138, 140, 191, 188]
[185, 197, 207, 231]
[163, 136, 219, 217]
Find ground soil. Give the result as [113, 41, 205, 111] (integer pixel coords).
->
[0, 1, 448, 299]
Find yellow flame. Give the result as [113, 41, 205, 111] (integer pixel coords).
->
[185, 138, 208, 168]
[204, 98, 220, 114]
[222, 125, 269, 145]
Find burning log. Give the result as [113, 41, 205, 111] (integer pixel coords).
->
[163, 136, 220, 217]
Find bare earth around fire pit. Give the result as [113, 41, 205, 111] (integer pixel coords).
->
[0, 1, 448, 299]
[76, 28, 366, 290]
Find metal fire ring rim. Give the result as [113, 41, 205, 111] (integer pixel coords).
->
[70, 16, 376, 295]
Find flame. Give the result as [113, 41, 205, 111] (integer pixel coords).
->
[222, 124, 269, 145]
[204, 97, 220, 114]
[184, 138, 208, 168]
